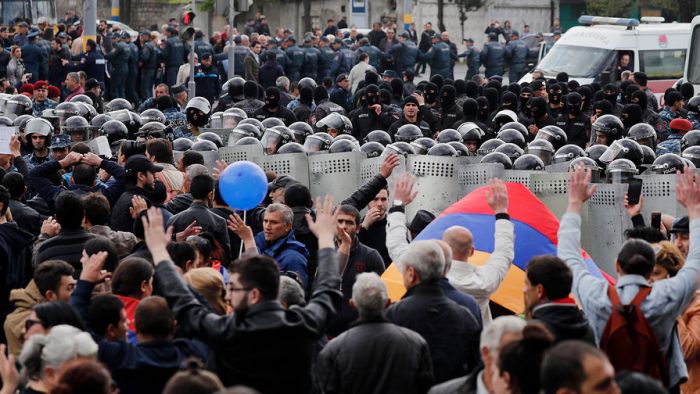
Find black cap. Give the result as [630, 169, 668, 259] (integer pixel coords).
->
[335, 73, 348, 83]
[268, 175, 298, 191]
[125, 154, 163, 176]
[670, 216, 689, 234]
[171, 84, 187, 94]
[409, 210, 435, 234]
[85, 78, 101, 91]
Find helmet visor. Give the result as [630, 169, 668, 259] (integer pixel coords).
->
[222, 113, 242, 129]
[4, 100, 27, 117]
[260, 130, 282, 155]
[303, 136, 327, 152]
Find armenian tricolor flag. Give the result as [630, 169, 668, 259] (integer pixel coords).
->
[381, 182, 614, 313]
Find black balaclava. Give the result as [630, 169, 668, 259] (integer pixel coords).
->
[430, 74, 444, 90]
[622, 104, 642, 129]
[590, 82, 602, 94]
[462, 98, 479, 121]
[364, 84, 380, 106]
[623, 84, 640, 105]
[454, 79, 467, 97]
[365, 71, 380, 86]
[681, 82, 695, 102]
[390, 78, 404, 99]
[548, 83, 563, 105]
[566, 92, 583, 116]
[593, 99, 613, 116]
[441, 85, 456, 109]
[299, 86, 314, 105]
[519, 87, 533, 111]
[265, 87, 280, 109]
[508, 83, 521, 96]
[476, 96, 490, 122]
[243, 81, 258, 99]
[483, 87, 499, 114]
[501, 91, 517, 112]
[529, 96, 548, 119]
[424, 82, 438, 104]
[379, 88, 392, 106]
[577, 86, 592, 112]
[567, 80, 580, 93]
[313, 86, 329, 103]
[465, 81, 479, 99]
[631, 90, 648, 111]
[603, 83, 619, 106]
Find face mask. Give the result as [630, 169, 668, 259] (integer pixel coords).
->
[266, 95, 280, 108]
[502, 102, 514, 111]
[549, 91, 562, 104]
[187, 109, 209, 127]
[442, 93, 455, 107]
[366, 94, 379, 106]
[424, 91, 437, 104]
[605, 92, 617, 104]
[567, 103, 581, 115]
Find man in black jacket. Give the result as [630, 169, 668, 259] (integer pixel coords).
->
[387, 240, 481, 384]
[555, 92, 590, 149]
[142, 196, 342, 393]
[327, 205, 385, 336]
[316, 272, 434, 393]
[253, 87, 297, 126]
[111, 155, 161, 232]
[350, 84, 399, 140]
[524, 255, 595, 345]
[342, 153, 400, 266]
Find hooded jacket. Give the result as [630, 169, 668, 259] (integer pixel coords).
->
[3, 280, 45, 354]
[531, 299, 596, 345]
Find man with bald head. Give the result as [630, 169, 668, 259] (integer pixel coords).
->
[442, 178, 514, 324]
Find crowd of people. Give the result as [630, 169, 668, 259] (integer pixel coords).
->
[0, 9, 698, 394]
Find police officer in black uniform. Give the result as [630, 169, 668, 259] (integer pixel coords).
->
[555, 92, 590, 149]
[350, 84, 398, 141]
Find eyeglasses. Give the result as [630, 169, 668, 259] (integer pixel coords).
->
[229, 287, 251, 292]
[25, 318, 43, 332]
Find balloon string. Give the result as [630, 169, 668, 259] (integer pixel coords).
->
[238, 210, 247, 257]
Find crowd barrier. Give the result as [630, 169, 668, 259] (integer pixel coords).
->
[211, 145, 691, 275]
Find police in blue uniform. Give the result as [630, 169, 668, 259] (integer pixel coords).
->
[458, 38, 480, 80]
[318, 37, 335, 81]
[389, 32, 419, 76]
[139, 31, 159, 100]
[124, 32, 140, 105]
[106, 33, 130, 99]
[355, 38, 383, 70]
[505, 31, 529, 83]
[161, 27, 186, 86]
[480, 32, 506, 78]
[420, 33, 454, 78]
[301, 37, 321, 81]
[21, 31, 43, 83]
[284, 36, 306, 82]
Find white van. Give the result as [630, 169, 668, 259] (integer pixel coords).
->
[684, 15, 700, 94]
[520, 16, 690, 98]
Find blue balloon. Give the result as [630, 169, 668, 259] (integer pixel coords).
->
[218, 161, 268, 210]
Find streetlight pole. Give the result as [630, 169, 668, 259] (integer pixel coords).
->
[83, 0, 97, 52]
[187, 0, 196, 100]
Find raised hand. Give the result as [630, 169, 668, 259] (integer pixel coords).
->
[485, 178, 508, 214]
[361, 207, 384, 229]
[129, 195, 148, 219]
[624, 193, 643, 218]
[306, 195, 338, 249]
[40, 216, 61, 237]
[141, 207, 174, 264]
[175, 220, 202, 242]
[677, 167, 700, 218]
[0, 344, 18, 394]
[379, 153, 400, 178]
[211, 160, 228, 181]
[80, 152, 103, 167]
[79, 250, 110, 283]
[568, 165, 597, 213]
[393, 172, 417, 206]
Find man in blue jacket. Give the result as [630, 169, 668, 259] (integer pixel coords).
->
[254, 203, 310, 287]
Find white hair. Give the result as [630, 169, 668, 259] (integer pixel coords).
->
[352, 272, 388, 316]
[20, 325, 98, 379]
[398, 240, 445, 282]
[278, 276, 306, 307]
[185, 163, 210, 180]
[480, 316, 526, 352]
[266, 203, 293, 225]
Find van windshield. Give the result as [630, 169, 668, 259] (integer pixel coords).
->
[536, 45, 613, 78]
[688, 25, 700, 84]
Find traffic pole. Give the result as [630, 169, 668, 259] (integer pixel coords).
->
[111, 0, 120, 21]
[83, 0, 97, 53]
[227, 0, 238, 79]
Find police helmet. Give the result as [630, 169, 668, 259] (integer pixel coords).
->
[606, 158, 639, 183]
[687, 96, 700, 117]
[137, 121, 169, 140]
[262, 117, 285, 129]
[261, 127, 293, 154]
[238, 118, 266, 136]
[427, 143, 459, 157]
[303, 132, 333, 152]
[223, 77, 246, 98]
[592, 114, 624, 145]
[410, 137, 437, 155]
[54, 102, 81, 128]
[101, 120, 128, 146]
[526, 139, 555, 165]
[365, 130, 393, 146]
[198, 132, 224, 148]
[457, 122, 485, 141]
[492, 110, 519, 130]
[361, 141, 385, 158]
[289, 122, 314, 144]
[495, 142, 524, 162]
[62, 116, 93, 142]
[681, 130, 700, 152]
[569, 157, 601, 172]
[235, 136, 264, 147]
[395, 124, 423, 143]
[316, 113, 353, 135]
[536, 125, 568, 151]
[499, 122, 528, 141]
[682, 146, 700, 168]
[140, 109, 166, 124]
[278, 142, 306, 154]
[651, 153, 686, 175]
[191, 140, 219, 152]
[0, 116, 13, 127]
[105, 98, 133, 112]
[173, 137, 194, 152]
[640, 144, 656, 165]
[497, 128, 526, 149]
[209, 112, 224, 128]
[384, 141, 416, 157]
[329, 139, 360, 154]
[222, 108, 247, 128]
[477, 138, 505, 155]
[553, 144, 586, 164]
[25, 118, 53, 138]
[513, 154, 545, 171]
[586, 144, 609, 167]
[90, 113, 112, 129]
[69, 94, 94, 106]
[447, 141, 471, 156]
[437, 129, 462, 143]
[4, 94, 32, 118]
[627, 123, 657, 150]
[12, 114, 33, 133]
[298, 77, 318, 91]
[599, 138, 644, 167]
[480, 152, 513, 169]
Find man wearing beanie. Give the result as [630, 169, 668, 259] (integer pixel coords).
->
[387, 95, 432, 138]
[253, 87, 297, 126]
